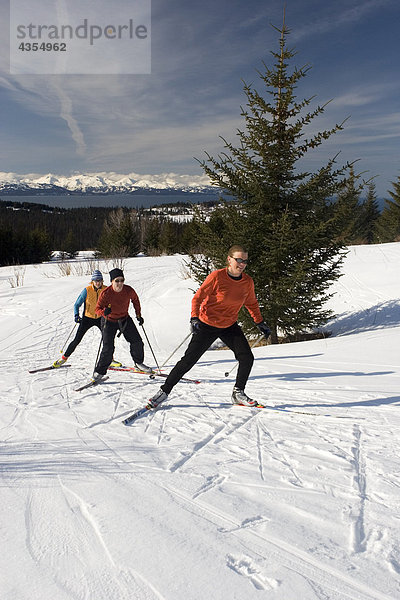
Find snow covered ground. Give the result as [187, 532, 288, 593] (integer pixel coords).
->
[0, 244, 399, 600]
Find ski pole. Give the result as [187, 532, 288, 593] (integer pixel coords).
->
[160, 332, 191, 369]
[224, 332, 266, 377]
[93, 334, 104, 377]
[60, 322, 78, 353]
[140, 324, 161, 375]
[93, 313, 108, 376]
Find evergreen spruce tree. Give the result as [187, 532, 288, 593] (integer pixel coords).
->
[194, 22, 350, 343]
[375, 175, 400, 242]
[0, 227, 52, 266]
[158, 219, 178, 254]
[359, 180, 380, 244]
[28, 229, 52, 263]
[332, 165, 364, 244]
[180, 219, 199, 255]
[99, 208, 140, 258]
[142, 218, 161, 255]
[62, 229, 80, 258]
[187, 202, 240, 280]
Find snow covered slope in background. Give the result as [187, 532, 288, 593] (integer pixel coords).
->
[0, 244, 399, 600]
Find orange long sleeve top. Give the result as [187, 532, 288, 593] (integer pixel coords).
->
[191, 268, 262, 328]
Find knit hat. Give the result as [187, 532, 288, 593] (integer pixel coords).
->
[91, 269, 103, 281]
[109, 268, 124, 282]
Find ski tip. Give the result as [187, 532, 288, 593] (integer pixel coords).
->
[122, 404, 154, 425]
[233, 402, 266, 409]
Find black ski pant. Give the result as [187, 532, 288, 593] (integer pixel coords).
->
[64, 316, 101, 357]
[95, 316, 144, 375]
[161, 321, 254, 394]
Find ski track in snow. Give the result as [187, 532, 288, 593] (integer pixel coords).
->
[24, 481, 165, 600]
[349, 424, 367, 554]
[4, 380, 400, 599]
[158, 481, 393, 600]
[1, 250, 400, 599]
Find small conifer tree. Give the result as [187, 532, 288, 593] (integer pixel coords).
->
[100, 208, 140, 258]
[332, 166, 364, 244]
[193, 21, 351, 342]
[375, 175, 400, 242]
[359, 181, 380, 244]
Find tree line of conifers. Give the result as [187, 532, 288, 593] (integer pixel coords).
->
[1, 173, 399, 269]
[0, 201, 198, 266]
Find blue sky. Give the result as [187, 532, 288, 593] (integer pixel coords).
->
[1, 0, 399, 197]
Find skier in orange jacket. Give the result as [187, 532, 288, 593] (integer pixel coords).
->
[148, 245, 271, 407]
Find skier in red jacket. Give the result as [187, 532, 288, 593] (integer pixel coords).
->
[92, 268, 151, 381]
[147, 245, 271, 407]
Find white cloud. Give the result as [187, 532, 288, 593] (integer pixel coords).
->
[330, 82, 400, 108]
[83, 116, 243, 171]
[292, 0, 394, 40]
[50, 79, 86, 156]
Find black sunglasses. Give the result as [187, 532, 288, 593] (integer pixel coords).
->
[230, 257, 248, 265]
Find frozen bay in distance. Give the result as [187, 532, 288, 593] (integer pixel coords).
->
[0, 192, 220, 209]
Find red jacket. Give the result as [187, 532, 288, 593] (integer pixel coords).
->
[191, 268, 262, 328]
[96, 284, 141, 322]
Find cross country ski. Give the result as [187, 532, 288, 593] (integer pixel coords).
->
[122, 397, 167, 425]
[109, 365, 201, 384]
[29, 364, 71, 374]
[74, 376, 109, 392]
[122, 404, 154, 425]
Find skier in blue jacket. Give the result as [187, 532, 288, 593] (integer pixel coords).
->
[53, 270, 120, 367]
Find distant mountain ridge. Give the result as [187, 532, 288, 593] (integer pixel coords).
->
[0, 171, 214, 195]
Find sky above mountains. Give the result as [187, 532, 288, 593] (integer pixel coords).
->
[1, 0, 399, 198]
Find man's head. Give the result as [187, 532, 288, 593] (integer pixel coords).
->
[109, 268, 125, 292]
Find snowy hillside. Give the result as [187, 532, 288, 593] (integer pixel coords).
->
[1, 244, 400, 600]
[0, 171, 213, 194]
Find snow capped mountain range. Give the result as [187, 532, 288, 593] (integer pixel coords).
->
[0, 171, 214, 194]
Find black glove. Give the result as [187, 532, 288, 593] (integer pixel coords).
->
[74, 315, 81, 323]
[190, 317, 202, 334]
[136, 315, 144, 326]
[256, 320, 271, 339]
[104, 306, 112, 316]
